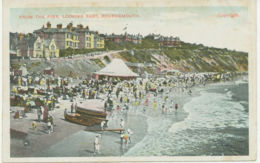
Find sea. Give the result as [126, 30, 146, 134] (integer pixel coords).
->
[125, 77, 249, 156]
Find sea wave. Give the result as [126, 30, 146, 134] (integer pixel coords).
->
[169, 91, 248, 133]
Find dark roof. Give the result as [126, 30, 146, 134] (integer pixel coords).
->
[158, 36, 180, 41]
[27, 36, 38, 48]
[106, 33, 142, 40]
[34, 28, 79, 35]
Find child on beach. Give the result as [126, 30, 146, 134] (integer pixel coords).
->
[124, 132, 129, 145]
[153, 101, 157, 110]
[32, 121, 38, 131]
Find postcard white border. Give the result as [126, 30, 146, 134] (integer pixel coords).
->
[2, 0, 257, 162]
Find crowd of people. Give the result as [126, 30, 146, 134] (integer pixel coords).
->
[10, 69, 243, 154]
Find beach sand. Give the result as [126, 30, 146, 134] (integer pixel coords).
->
[34, 114, 148, 157]
[10, 85, 194, 157]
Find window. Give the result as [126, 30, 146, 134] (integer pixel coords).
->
[51, 45, 55, 51]
[37, 43, 41, 49]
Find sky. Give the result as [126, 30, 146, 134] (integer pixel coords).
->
[10, 7, 249, 52]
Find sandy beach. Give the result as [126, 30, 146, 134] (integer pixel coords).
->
[10, 83, 194, 157]
[10, 75, 248, 157]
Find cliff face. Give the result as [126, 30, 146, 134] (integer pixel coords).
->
[117, 44, 248, 73]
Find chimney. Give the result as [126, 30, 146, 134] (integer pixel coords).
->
[67, 23, 73, 31]
[77, 24, 83, 29]
[47, 22, 51, 29]
[19, 33, 24, 40]
[86, 26, 89, 30]
[27, 33, 32, 38]
[57, 24, 62, 29]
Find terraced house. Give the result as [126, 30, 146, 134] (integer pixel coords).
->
[10, 22, 105, 59]
[75, 24, 104, 49]
[34, 22, 79, 50]
[105, 33, 142, 44]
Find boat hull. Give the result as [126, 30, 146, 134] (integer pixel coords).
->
[65, 113, 106, 126]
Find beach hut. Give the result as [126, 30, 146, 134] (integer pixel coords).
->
[94, 59, 138, 80]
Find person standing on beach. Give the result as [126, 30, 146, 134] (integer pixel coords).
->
[71, 103, 74, 113]
[101, 121, 105, 130]
[153, 101, 157, 110]
[41, 106, 44, 120]
[145, 98, 149, 107]
[82, 88, 86, 99]
[104, 101, 107, 112]
[49, 115, 54, 133]
[162, 103, 165, 114]
[171, 100, 174, 111]
[32, 121, 38, 131]
[43, 105, 48, 122]
[127, 129, 133, 144]
[64, 108, 67, 118]
[125, 104, 129, 112]
[120, 119, 125, 132]
[47, 117, 51, 134]
[120, 133, 124, 146]
[124, 132, 129, 146]
[94, 135, 100, 154]
[75, 102, 77, 112]
[116, 105, 120, 112]
[37, 107, 42, 122]
[175, 103, 178, 111]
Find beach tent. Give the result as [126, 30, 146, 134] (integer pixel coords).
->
[94, 59, 138, 79]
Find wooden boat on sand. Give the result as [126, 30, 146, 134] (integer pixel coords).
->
[65, 99, 107, 126]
